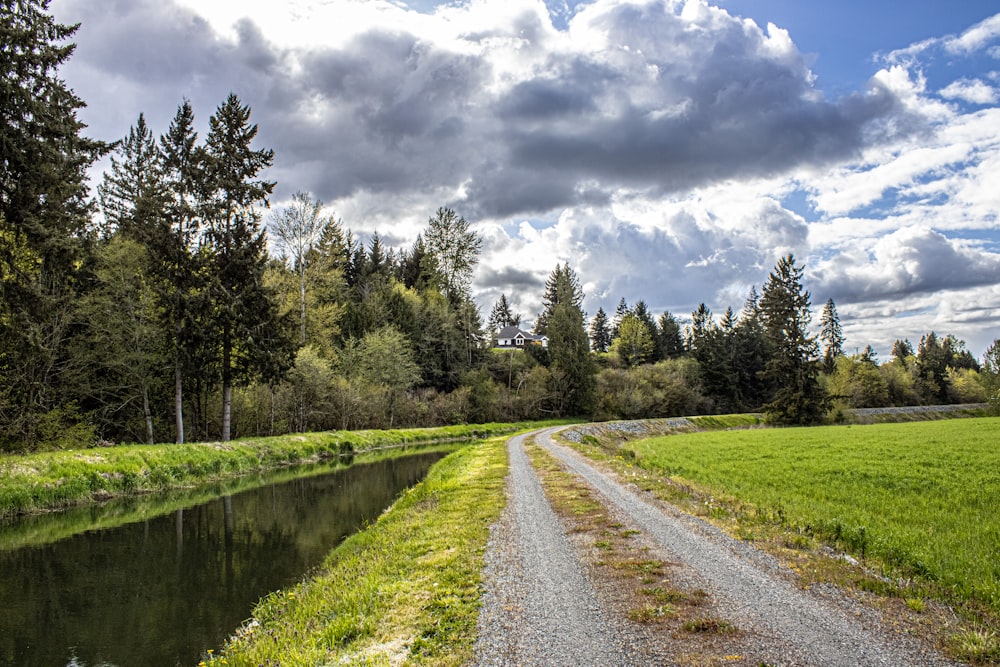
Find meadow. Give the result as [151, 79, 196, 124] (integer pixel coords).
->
[621, 418, 1000, 612]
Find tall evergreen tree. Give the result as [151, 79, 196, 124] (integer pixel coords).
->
[155, 100, 204, 443]
[97, 113, 166, 239]
[541, 263, 595, 415]
[631, 300, 660, 361]
[0, 0, 107, 446]
[819, 297, 844, 373]
[589, 307, 612, 353]
[488, 294, 520, 333]
[610, 297, 630, 340]
[758, 254, 827, 424]
[656, 311, 685, 359]
[202, 94, 289, 440]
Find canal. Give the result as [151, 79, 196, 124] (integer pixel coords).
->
[0, 449, 449, 666]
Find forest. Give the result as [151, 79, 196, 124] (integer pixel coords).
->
[2, 1, 998, 453]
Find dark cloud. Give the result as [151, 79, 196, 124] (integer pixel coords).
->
[58, 0, 922, 220]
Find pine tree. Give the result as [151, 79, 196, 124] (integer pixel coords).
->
[542, 263, 595, 415]
[631, 300, 660, 361]
[610, 297, 630, 340]
[819, 298, 844, 373]
[155, 100, 204, 443]
[656, 311, 684, 359]
[202, 94, 289, 440]
[589, 307, 612, 352]
[758, 254, 827, 424]
[0, 0, 107, 446]
[97, 113, 166, 239]
[488, 294, 520, 333]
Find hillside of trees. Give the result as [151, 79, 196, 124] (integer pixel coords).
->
[2, 1, 998, 452]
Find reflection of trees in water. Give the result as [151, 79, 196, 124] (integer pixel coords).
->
[0, 452, 443, 667]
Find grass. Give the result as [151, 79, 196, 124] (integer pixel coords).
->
[204, 433, 511, 666]
[0, 422, 542, 520]
[618, 418, 1000, 614]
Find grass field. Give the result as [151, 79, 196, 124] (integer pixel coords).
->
[621, 418, 1000, 613]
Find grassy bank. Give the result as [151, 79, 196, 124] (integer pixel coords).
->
[204, 433, 511, 666]
[0, 422, 536, 520]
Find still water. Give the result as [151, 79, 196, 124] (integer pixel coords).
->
[0, 450, 447, 667]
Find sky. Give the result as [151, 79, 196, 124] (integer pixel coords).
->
[51, 0, 1000, 358]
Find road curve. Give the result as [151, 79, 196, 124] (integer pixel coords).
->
[472, 427, 961, 667]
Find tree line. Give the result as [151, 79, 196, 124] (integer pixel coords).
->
[1, 1, 997, 452]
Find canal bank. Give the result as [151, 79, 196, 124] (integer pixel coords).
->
[204, 432, 515, 666]
[0, 422, 539, 520]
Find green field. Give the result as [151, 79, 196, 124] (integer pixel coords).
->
[623, 417, 1000, 611]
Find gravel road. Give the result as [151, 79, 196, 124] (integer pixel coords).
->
[472, 426, 962, 667]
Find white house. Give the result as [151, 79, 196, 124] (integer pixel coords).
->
[495, 325, 548, 349]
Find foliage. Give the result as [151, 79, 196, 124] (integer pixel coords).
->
[539, 263, 596, 416]
[611, 313, 655, 368]
[818, 298, 843, 373]
[594, 359, 708, 420]
[589, 307, 612, 353]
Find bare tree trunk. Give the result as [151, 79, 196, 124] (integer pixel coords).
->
[299, 263, 307, 345]
[221, 321, 232, 441]
[143, 383, 154, 445]
[174, 341, 184, 444]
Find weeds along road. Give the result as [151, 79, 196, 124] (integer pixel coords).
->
[472, 427, 962, 667]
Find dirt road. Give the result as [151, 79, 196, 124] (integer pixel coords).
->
[472, 427, 961, 666]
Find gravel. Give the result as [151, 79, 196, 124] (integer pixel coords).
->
[473, 427, 963, 667]
[472, 429, 643, 666]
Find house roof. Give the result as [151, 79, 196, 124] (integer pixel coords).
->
[497, 325, 526, 339]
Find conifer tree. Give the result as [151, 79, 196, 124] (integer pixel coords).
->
[758, 254, 827, 424]
[819, 297, 844, 373]
[488, 294, 520, 333]
[0, 0, 107, 446]
[589, 307, 612, 352]
[202, 94, 289, 440]
[656, 311, 685, 359]
[155, 100, 204, 443]
[541, 263, 595, 415]
[98, 113, 166, 239]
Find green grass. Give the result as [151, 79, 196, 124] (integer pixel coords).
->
[204, 434, 511, 666]
[0, 422, 542, 520]
[623, 417, 1000, 612]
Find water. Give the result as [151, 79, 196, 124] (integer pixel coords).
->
[0, 450, 447, 667]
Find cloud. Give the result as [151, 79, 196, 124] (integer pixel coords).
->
[811, 226, 1000, 302]
[940, 78, 998, 105]
[60, 0, 921, 222]
[53, 0, 1000, 356]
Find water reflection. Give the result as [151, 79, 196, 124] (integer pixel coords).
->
[0, 451, 446, 667]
